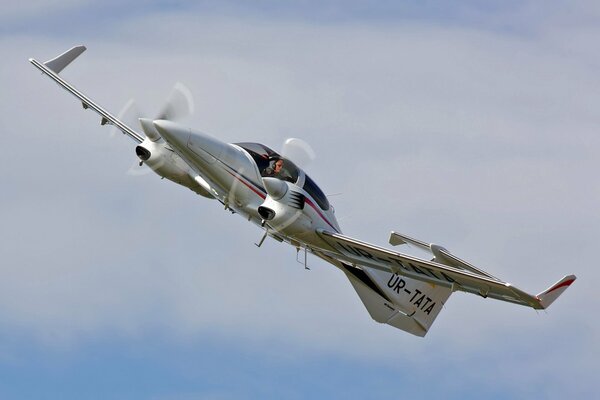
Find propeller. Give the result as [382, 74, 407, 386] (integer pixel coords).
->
[111, 82, 195, 139]
[155, 82, 194, 121]
[278, 137, 340, 199]
[279, 137, 316, 170]
[109, 98, 139, 138]
[108, 83, 195, 176]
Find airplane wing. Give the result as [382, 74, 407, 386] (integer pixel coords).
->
[316, 229, 576, 310]
[29, 46, 144, 143]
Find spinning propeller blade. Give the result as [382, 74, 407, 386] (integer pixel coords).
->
[118, 83, 195, 176]
[280, 137, 316, 169]
[110, 98, 140, 138]
[155, 82, 195, 121]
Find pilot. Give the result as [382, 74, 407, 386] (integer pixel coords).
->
[265, 158, 292, 181]
[273, 159, 284, 175]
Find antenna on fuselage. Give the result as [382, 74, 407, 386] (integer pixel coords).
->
[295, 246, 310, 270]
[255, 229, 269, 247]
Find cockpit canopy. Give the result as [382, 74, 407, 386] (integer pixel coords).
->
[236, 142, 330, 210]
[236, 142, 299, 183]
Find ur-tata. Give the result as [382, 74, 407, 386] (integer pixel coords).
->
[30, 46, 576, 337]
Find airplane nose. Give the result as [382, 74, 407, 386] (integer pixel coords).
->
[152, 119, 190, 148]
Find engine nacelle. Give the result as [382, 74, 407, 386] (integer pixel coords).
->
[135, 138, 213, 198]
[258, 180, 313, 236]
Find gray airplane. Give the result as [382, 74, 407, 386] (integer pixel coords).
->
[30, 46, 576, 336]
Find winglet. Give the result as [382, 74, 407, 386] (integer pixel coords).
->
[536, 275, 576, 309]
[40, 45, 86, 74]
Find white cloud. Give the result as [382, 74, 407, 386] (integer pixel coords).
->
[0, 0, 90, 22]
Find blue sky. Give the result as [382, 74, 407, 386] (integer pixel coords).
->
[0, 334, 496, 399]
[1, 1, 598, 399]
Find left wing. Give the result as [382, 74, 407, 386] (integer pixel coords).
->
[29, 46, 144, 143]
[316, 229, 576, 310]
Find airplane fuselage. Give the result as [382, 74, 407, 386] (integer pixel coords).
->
[148, 120, 341, 252]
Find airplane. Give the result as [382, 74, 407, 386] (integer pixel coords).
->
[30, 46, 576, 337]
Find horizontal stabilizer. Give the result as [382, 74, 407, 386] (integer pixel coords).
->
[390, 231, 497, 279]
[389, 231, 430, 251]
[42, 45, 86, 74]
[536, 275, 576, 309]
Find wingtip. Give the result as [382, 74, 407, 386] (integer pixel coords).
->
[545, 275, 577, 294]
[43, 45, 87, 74]
[536, 274, 577, 309]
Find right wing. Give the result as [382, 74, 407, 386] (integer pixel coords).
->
[316, 229, 576, 310]
[29, 46, 144, 143]
[314, 230, 575, 336]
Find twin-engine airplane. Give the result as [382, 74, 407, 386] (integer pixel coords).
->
[30, 46, 576, 337]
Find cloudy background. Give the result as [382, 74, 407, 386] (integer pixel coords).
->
[1, 1, 598, 398]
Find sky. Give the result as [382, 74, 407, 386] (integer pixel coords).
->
[1, 1, 599, 398]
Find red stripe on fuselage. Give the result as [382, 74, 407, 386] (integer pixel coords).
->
[304, 197, 338, 232]
[226, 170, 266, 199]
